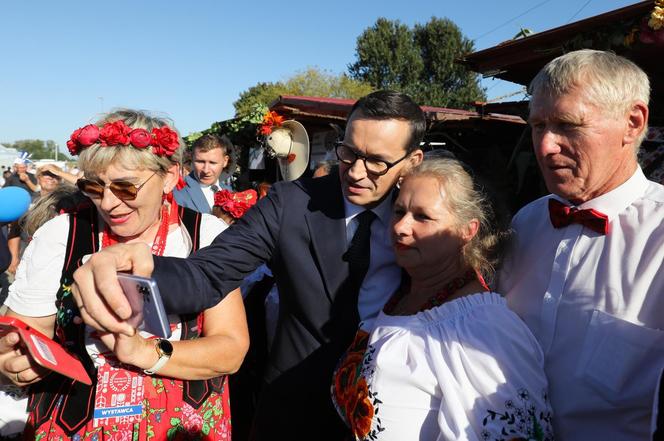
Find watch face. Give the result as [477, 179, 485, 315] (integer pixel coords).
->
[158, 339, 174, 356]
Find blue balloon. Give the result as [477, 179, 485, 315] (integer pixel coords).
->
[0, 186, 32, 222]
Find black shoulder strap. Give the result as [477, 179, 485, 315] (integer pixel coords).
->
[29, 206, 99, 436]
[178, 205, 202, 252]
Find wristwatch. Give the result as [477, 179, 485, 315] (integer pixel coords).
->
[144, 338, 173, 375]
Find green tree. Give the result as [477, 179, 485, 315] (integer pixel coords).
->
[4, 139, 68, 160]
[233, 67, 374, 118]
[349, 17, 485, 109]
[233, 82, 289, 119]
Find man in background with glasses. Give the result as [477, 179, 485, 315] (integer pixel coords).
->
[70, 90, 424, 440]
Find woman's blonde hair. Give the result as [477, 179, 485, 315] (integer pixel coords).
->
[77, 109, 184, 176]
[402, 157, 511, 284]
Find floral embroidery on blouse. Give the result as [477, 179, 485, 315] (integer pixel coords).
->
[480, 388, 554, 441]
[332, 329, 385, 440]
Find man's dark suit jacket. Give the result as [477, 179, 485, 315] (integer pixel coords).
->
[154, 173, 360, 439]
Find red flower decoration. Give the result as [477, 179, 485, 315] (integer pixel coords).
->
[213, 189, 258, 219]
[66, 121, 180, 158]
[347, 377, 374, 439]
[128, 128, 152, 149]
[66, 124, 100, 155]
[78, 124, 101, 146]
[99, 120, 131, 146]
[258, 111, 284, 136]
[151, 126, 180, 157]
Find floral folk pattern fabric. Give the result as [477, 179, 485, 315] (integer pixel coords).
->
[30, 287, 231, 440]
[480, 388, 554, 441]
[31, 378, 231, 440]
[332, 330, 384, 440]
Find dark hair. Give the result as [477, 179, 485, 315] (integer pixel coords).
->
[192, 133, 235, 173]
[347, 90, 426, 152]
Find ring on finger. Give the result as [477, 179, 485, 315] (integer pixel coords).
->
[15, 372, 20, 383]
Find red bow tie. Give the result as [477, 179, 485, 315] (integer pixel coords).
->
[548, 199, 609, 235]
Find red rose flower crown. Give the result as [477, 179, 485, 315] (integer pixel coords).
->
[66, 120, 180, 158]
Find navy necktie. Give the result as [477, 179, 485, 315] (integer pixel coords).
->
[344, 210, 377, 297]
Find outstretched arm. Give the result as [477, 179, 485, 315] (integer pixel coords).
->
[72, 184, 283, 335]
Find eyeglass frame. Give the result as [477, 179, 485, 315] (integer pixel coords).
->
[334, 141, 411, 176]
[76, 171, 159, 201]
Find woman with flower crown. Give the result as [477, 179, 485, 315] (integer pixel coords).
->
[0, 109, 248, 440]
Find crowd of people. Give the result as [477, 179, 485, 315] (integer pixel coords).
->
[0, 49, 662, 441]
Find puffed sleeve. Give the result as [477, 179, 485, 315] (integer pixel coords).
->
[4, 215, 69, 317]
[426, 295, 555, 441]
[198, 213, 228, 248]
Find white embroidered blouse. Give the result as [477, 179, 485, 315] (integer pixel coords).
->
[332, 292, 554, 441]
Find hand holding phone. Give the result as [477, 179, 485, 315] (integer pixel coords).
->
[117, 273, 171, 339]
[0, 316, 92, 385]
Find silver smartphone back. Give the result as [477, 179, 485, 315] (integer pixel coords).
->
[117, 273, 171, 339]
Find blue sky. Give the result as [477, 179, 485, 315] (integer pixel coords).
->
[0, 0, 639, 154]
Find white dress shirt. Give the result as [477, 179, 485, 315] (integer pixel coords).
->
[201, 183, 217, 210]
[498, 168, 664, 441]
[344, 193, 401, 322]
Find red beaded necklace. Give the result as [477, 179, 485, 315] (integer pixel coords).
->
[101, 200, 179, 257]
[385, 269, 490, 315]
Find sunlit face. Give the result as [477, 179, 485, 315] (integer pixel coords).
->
[193, 147, 229, 186]
[338, 115, 422, 208]
[391, 176, 468, 272]
[529, 87, 638, 204]
[15, 164, 27, 174]
[38, 172, 60, 194]
[88, 163, 176, 242]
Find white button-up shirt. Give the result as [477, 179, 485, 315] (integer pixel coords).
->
[498, 168, 664, 441]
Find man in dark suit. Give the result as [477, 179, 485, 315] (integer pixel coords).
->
[69, 91, 425, 439]
[173, 133, 233, 213]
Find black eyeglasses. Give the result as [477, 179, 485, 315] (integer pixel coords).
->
[76, 172, 158, 201]
[335, 142, 410, 176]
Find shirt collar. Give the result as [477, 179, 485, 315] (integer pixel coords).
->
[553, 167, 649, 220]
[343, 190, 395, 226]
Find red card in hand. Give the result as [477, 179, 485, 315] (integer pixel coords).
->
[0, 316, 92, 385]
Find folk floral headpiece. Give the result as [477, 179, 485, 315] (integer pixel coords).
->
[66, 120, 180, 158]
[213, 189, 258, 219]
[258, 111, 284, 136]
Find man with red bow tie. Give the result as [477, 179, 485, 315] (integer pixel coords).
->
[498, 50, 664, 440]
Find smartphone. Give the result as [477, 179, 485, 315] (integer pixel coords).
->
[117, 273, 171, 339]
[0, 316, 92, 385]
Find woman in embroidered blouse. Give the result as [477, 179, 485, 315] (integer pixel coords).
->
[332, 157, 554, 441]
[0, 109, 248, 440]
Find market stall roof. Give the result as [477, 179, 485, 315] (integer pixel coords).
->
[269, 95, 526, 125]
[461, 1, 660, 90]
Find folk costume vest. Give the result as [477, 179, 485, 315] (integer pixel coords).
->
[27, 205, 225, 436]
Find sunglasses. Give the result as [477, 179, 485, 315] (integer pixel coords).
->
[76, 172, 158, 201]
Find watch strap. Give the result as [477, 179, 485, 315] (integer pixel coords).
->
[144, 339, 172, 375]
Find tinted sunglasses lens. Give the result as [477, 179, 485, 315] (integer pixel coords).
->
[109, 182, 138, 200]
[77, 179, 104, 197]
